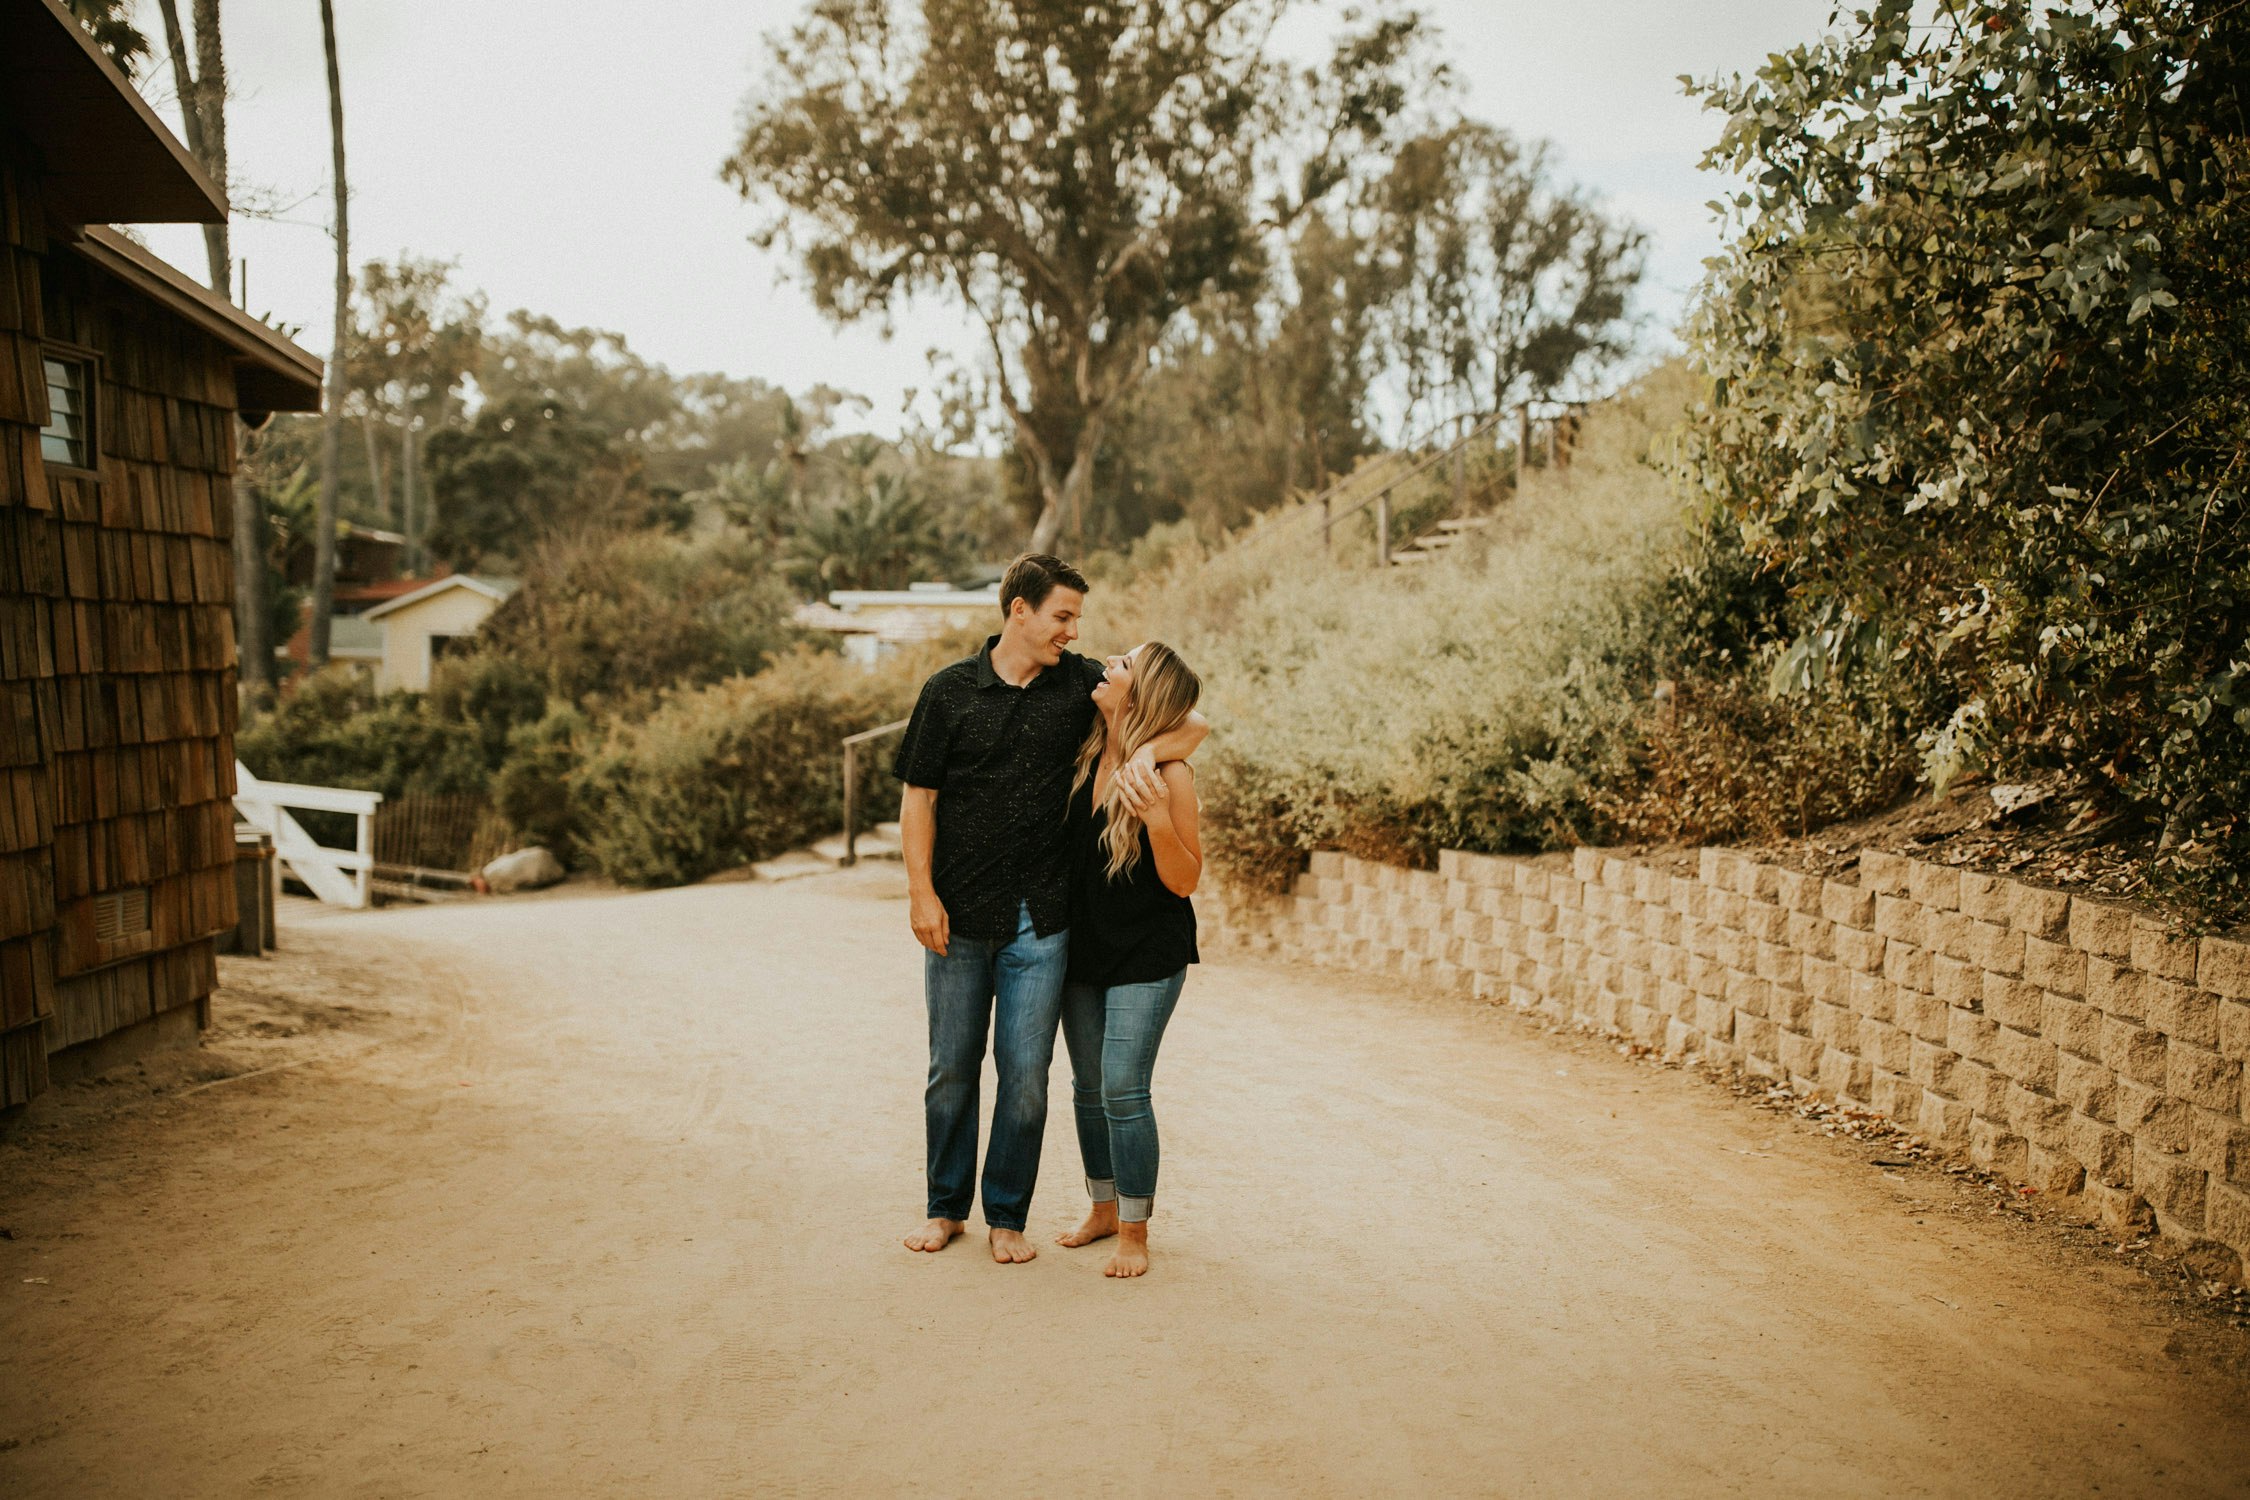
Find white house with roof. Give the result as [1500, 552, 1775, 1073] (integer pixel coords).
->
[794, 581, 1001, 665]
[361, 575, 521, 691]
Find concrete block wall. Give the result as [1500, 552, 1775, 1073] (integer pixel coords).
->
[1223, 844, 2250, 1267]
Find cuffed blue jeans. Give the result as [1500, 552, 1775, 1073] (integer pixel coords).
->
[924, 901, 1069, 1232]
[1060, 969, 1186, 1223]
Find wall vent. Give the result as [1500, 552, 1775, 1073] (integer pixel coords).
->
[93, 887, 151, 942]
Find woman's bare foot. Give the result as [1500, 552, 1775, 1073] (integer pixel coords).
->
[903, 1217, 964, 1252]
[989, 1227, 1038, 1263]
[1056, 1201, 1119, 1248]
[1104, 1220, 1151, 1278]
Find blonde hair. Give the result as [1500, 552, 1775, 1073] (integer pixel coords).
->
[1071, 642, 1202, 881]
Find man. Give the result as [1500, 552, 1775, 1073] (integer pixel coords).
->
[894, 554, 1207, 1263]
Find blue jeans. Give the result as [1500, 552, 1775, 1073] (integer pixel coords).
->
[924, 901, 1070, 1231]
[1060, 969, 1186, 1222]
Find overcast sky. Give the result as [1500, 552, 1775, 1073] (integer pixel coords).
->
[130, 0, 1837, 437]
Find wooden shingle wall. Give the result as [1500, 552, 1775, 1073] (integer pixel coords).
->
[0, 156, 239, 1106]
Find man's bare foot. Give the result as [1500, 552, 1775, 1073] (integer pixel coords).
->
[1056, 1201, 1118, 1248]
[903, 1217, 964, 1252]
[1104, 1221, 1151, 1278]
[989, 1227, 1038, 1263]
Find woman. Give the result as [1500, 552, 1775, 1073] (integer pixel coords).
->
[1054, 642, 1203, 1279]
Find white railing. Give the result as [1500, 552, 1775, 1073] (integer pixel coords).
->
[233, 762, 382, 909]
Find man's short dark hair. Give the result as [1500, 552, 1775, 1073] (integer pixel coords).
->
[999, 553, 1089, 618]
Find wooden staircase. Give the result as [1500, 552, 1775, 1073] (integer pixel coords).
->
[1387, 516, 1493, 567]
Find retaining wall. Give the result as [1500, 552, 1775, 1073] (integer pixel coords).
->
[1221, 844, 2250, 1270]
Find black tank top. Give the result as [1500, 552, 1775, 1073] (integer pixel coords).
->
[1065, 774, 1199, 987]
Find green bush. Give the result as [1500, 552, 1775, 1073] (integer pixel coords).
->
[571, 648, 924, 887]
[477, 529, 799, 714]
[237, 667, 489, 799]
[1684, 0, 2250, 898]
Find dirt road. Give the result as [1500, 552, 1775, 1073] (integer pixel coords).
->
[4, 868, 2248, 1497]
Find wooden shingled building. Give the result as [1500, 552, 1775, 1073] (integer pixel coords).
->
[0, 0, 323, 1107]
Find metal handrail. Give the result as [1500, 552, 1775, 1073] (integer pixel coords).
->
[840, 717, 911, 866]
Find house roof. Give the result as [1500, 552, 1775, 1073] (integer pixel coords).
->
[73, 227, 323, 413]
[1, 0, 227, 226]
[827, 586, 1001, 612]
[360, 574, 519, 622]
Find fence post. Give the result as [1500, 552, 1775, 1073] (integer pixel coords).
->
[1321, 493, 1331, 553]
[1452, 412, 1467, 511]
[1375, 490, 1391, 567]
[1518, 403, 1533, 487]
[842, 739, 860, 867]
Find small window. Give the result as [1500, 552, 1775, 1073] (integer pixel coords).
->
[40, 354, 95, 470]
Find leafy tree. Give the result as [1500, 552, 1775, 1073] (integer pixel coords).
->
[728, 0, 1432, 552]
[1364, 122, 1644, 421]
[785, 473, 961, 592]
[422, 392, 646, 569]
[65, 0, 150, 77]
[1683, 0, 2250, 884]
[343, 256, 484, 567]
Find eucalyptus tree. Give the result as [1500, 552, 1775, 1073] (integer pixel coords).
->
[728, 0, 1432, 552]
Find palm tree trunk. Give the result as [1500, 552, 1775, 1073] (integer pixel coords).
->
[311, 0, 347, 668]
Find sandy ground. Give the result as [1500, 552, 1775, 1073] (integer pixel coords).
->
[4, 868, 2249, 1498]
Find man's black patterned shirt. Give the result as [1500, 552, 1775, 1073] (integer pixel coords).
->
[894, 635, 1105, 941]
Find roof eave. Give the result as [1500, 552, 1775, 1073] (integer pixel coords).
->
[73, 227, 323, 413]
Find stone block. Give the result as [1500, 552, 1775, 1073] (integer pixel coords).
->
[1970, 920, 2025, 977]
[1634, 866, 1670, 906]
[2200, 936, 2250, 1001]
[1778, 868, 1822, 915]
[2084, 1180, 2155, 1234]
[1742, 901, 1787, 944]
[1698, 847, 1724, 885]
[1911, 1039, 1961, 1095]
[1947, 1009, 1999, 1066]
[1907, 859, 1962, 911]
[1695, 996, 1735, 1041]
[1801, 956, 1846, 1007]
[1871, 1069, 1920, 1127]
[1785, 911, 1836, 962]
[1859, 849, 1911, 897]
[1551, 878, 1583, 911]
[1875, 895, 1926, 946]
[1811, 1001, 1858, 1052]
[1954, 1058, 2008, 1116]
[1778, 1028, 1821, 1079]
[2131, 919, 2201, 983]
[1928, 955, 1977, 1009]
[1670, 876, 1706, 919]
[1757, 940, 1802, 990]
[2008, 1083, 2072, 1149]
[2207, 1181, 2250, 1259]
[1687, 953, 1726, 997]
[2024, 1143, 2087, 1194]
[1982, 973, 2043, 1031]
[1926, 910, 1974, 963]
[2085, 957, 2143, 1022]
[2057, 1050, 2117, 1122]
[1309, 850, 1346, 878]
[1739, 859, 1782, 902]
[1735, 1014, 1779, 1063]
[1658, 978, 1694, 1017]
[1905, 989, 1950, 1044]
[2068, 897, 2133, 959]
[1819, 1048, 1873, 1104]
[1855, 1017, 1905, 1072]
[1970, 1118, 2031, 1181]
[2043, 994, 2103, 1060]
[1665, 1017, 1703, 1059]
[2116, 1078, 2191, 1152]
[2134, 1147, 2208, 1232]
[2103, 1017, 2168, 1086]
[1884, 941, 1932, 993]
[2167, 1044, 2241, 1114]
[1922, 1091, 1973, 1147]
[2009, 883, 2072, 940]
[2024, 937, 2086, 998]
[1836, 927, 1886, 974]
[1822, 880, 1875, 931]
[1766, 984, 1810, 1031]
[1713, 925, 1752, 973]
[2223, 1001, 2250, 1065]
[1958, 870, 2010, 925]
[2068, 1112, 2135, 1187]
[1603, 856, 1637, 893]
[2144, 979, 2220, 1050]
[1851, 970, 1895, 1021]
[2187, 1108, 2250, 1186]
[1996, 1028, 2059, 1094]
